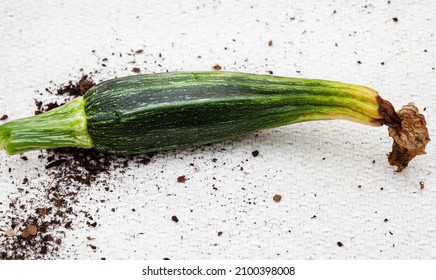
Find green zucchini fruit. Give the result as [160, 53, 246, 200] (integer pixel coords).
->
[0, 72, 429, 171]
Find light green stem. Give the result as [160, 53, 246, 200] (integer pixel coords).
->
[0, 97, 92, 155]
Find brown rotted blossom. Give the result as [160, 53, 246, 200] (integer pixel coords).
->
[387, 103, 430, 172]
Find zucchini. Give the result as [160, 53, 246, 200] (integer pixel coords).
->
[0, 72, 429, 171]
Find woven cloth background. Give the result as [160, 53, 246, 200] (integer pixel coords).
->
[0, 0, 435, 259]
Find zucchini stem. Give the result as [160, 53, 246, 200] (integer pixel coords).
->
[0, 97, 92, 155]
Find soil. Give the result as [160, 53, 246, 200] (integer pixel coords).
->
[419, 181, 425, 190]
[177, 175, 188, 183]
[0, 69, 153, 259]
[34, 76, 95, 115]
[61, 76, 96, 97]
[21, 225, 37, 238]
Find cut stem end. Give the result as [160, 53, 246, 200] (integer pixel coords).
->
[0, 97, 93, 155]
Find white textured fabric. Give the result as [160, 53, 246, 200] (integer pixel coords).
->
[0, 0, 434, 259]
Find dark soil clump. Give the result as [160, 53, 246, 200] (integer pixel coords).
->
[0, 73, 152, 259]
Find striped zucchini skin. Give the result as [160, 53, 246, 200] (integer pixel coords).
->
[84, 72, 383, 155]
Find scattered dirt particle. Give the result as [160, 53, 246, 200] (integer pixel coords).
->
[212, 64, 222, 71]
[5, 229, 15, 237]
[139, 157, 151, 165]
[43, 235, 54, 242]
[21, 225, 37, 238]
[21, 156, 28, 161]
[273, 194, 282, 202]
[357, 60, 362, 64]
[46, 102, 61, 111]
[44, 159, 67, 169]
[268, 40, 273, 46]
[177, 175, 188, 183]
[252, 150, 259, 157]
[56, 75, 96, 98]
[392, 17, 398, 22]
[65, 221, 72, 229]
[40, 246, 48, 255]
[419, 181, 425, 190]
[87, 221, 97, 228]
[36, 208, 51, 216]
[171, 215, 179, 223]
[132, 67, 141, 73]
[337, 241, 343, 247]
[217, 231, 223, 236]
[135, 49, 144, 54]
[0, 114, 8, 121]
[384, 218, 389, 222]
[34, 100, 43, 115]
